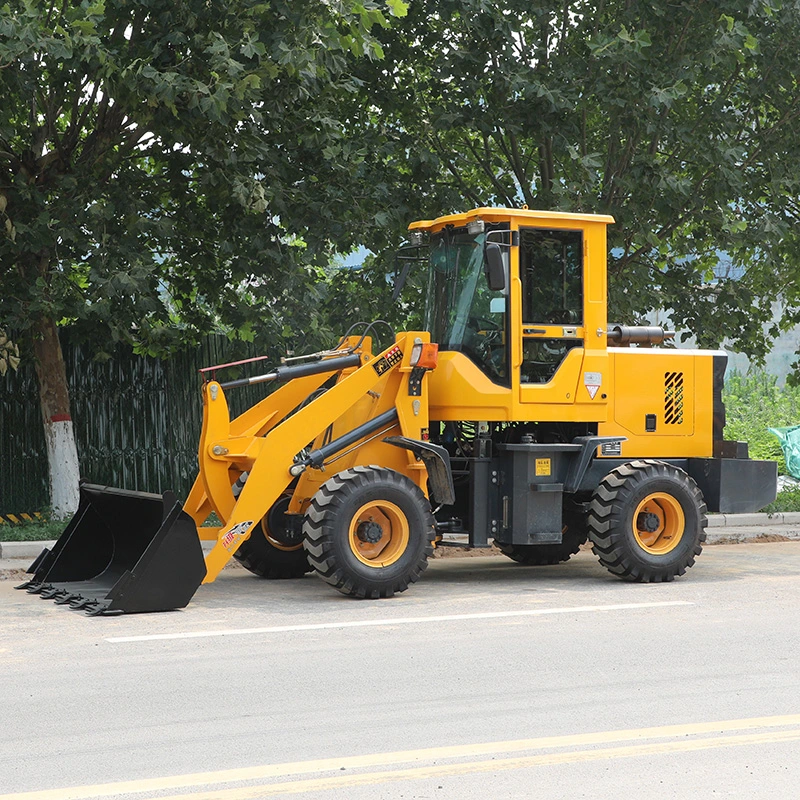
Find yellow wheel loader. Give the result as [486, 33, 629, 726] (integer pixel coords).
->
[19, 208, 777, 614]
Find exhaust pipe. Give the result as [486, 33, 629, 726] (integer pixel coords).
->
[16, 484, 207, 616]
[606, 325, 675, 345]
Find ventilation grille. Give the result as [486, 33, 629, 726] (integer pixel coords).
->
[664, 372, 684, 424]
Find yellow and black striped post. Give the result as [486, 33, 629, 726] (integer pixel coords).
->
[0, 512, 43, 525]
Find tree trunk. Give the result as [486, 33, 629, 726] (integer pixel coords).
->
[32, 315, 80, 519]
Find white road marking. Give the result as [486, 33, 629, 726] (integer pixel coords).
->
[2, 713, 799, 800]
[106, 601, 693, 643]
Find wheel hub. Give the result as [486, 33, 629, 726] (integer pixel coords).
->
[356, 520, 383, 544]
[264, 495, 303, 549]
[637, 511, 661, 533]
[631, 492, 686, 555]
[348, 500, 411, 568]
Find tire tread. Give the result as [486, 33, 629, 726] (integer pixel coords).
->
[303, 466, 434, 598]
[587, 460, 707, 583]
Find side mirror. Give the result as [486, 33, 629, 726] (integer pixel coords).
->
[391, 242, 426, 302]
[484, 243, 506, 292]
[391, 258, 412, 302]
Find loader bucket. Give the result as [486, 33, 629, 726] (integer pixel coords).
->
[16, 483, 207, 616]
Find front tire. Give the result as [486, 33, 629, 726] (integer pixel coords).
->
[303, 466, 435, 598]
[587, 460, 707, 582]
[234, 495, 312, 579]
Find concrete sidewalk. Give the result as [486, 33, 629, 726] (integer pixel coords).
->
[0, 537, 220, 564]
[2, 512, 800, 571]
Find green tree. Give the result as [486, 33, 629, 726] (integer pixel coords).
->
[353, 0, 800, 363]
[0, 0, 405, 516]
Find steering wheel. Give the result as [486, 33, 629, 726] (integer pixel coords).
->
[468, 315, 502, 337]
[465, 316, 505, 378]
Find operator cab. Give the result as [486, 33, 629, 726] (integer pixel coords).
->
[401, 207, 613, 400]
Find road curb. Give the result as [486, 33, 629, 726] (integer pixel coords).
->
[706, 529, 800, 544]
[707, 511, 800, 528]
[0, 541, 55, 560]
[3, 513, 800, 565]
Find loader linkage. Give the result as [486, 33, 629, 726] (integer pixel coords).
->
[19, 331, 441, 614]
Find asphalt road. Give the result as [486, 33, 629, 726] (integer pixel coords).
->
[1, 542, 800, 799]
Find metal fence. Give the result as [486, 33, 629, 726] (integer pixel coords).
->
[0, 334, 270, 514]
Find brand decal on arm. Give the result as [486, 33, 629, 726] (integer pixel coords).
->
[221, 520, 254, 551]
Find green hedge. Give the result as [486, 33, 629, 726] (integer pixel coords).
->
[723, 370, 800, 475]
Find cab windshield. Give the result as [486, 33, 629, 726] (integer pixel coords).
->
[424, 226, 507, 384]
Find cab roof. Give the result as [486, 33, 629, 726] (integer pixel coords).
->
[408, 207, 615, 232]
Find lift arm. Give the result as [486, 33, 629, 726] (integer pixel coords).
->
[199, 332, 437, 582]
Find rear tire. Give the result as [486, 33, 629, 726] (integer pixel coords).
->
[303, 466, 435, 598]
[587, 460, 706, 582]
[496, 501, 587, 565]
[234, 495, 312, 579]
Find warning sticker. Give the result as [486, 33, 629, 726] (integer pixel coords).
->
[584, 371, 602, 399]
[535, 458, 551, 477]
[221, 520, 254, 551]
[372, 345, 403, 376]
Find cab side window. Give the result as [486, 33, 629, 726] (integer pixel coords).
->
[520, 229, 583, 325]
[519, 228, 583, 384]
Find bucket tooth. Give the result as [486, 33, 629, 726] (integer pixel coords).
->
[54, 592, 82, 605]
[84, 602, 120, 617]
[18, 483, 207, 615]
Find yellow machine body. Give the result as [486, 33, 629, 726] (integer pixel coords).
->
[416, 208, 718, 458]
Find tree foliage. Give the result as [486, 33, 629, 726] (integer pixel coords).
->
[0, 0, 406, 359]
[0, 0, 408, 513]
[352, 0, 800, 362]
[4, 0, 800, 369]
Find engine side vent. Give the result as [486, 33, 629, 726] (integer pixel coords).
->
[664, 372, 684, 425]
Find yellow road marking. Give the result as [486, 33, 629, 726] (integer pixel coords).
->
[0, 511, 42, 525]
[2, 715, 800, 800]
[155, 729, 800, 799]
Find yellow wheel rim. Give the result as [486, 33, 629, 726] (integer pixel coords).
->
[632, 493, 685, 555]
[348, 500, 410, 568]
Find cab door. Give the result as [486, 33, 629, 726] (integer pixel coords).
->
[517, 226, 585, 405]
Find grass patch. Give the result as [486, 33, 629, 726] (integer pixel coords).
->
[0, 518, 67, 542]
[723, 370, 800, 473]
[763, 487, 800, 514]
